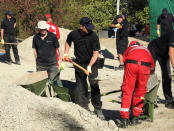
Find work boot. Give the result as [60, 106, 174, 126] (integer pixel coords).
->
[94, 109, 105, 120]
[118, 118, 129, 128]
[130, 116, 142, 126]
[6, 60, 12, 65]
[165, 99, 174, 109]
[15, 61, 21, 65]
[117, 65, 124, 70]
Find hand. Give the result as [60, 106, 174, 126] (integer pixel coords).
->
[115, 24, 120, 28]
[157, 30, 160, 37]
[63, 54, 71, 62]
[59, 62, 66, 70]
[1, 39, 4, 44]
[87, 65, 92, 73]
[114, 28, 117, 32]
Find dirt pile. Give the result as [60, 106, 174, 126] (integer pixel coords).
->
[0, 85, 117, 131]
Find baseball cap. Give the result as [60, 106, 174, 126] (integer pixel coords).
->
[5, 11, 13, 17]
[36, 20, 49, 30]
[162, 8, 168, 17]
[45, 14, 51, 18]
[122, 12, 128, 18]
[116, 15, 122, 20]
[80, 17, 94, 31]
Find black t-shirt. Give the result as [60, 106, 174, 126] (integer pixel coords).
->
[157, 13, 174, 36]
[1, 17, 16, 35]
[115, 20, 129, 38]
[66, 29, 100, 64]
[32, 31, 59, 66]
[148, 32, 174, 59]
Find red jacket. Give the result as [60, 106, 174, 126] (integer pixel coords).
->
[47, 22, 60, 39]
[123, 44, 155, 71]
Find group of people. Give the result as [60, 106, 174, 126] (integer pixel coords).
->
[1, 8, 174, 129]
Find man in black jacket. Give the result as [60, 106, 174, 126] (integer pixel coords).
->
[63, 17, 105, 120]
[111, 15, 129, 70]
[157, 8, 174, 37]
[1, 11, 20, 65]
[148, 33, 174, 109]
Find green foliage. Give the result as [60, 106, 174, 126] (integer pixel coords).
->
[135, 6, 149, 25]
[0, 0, 150, 37]
[81, 0, 117, 31]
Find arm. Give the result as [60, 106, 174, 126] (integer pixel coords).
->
[157, 24, 160, 31]
[14, 23, 16, 28]
[89, 51, 99, 67]
[64, 42, 70, 54]
[1, 29, 4, 40]
[169, 47, 174, 67]
[33, 48, 37, 60]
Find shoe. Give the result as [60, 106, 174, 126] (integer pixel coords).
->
[130, 116, 142, 126]
[6, 61, 12, 65]
[118, 118, 129, 128]
[94, 109, 105, 120]
[15, 61, 21, 65]
[117, 65, 124, 70]
[165, 99, 174, 109]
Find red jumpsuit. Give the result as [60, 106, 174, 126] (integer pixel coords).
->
[47, 22, 61, 67]
[120, 41, 155, 119]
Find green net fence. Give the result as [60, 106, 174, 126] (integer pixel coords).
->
[149, 0, 174, 41]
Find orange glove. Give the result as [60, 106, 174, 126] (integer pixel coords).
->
[63, 54, 71, 62]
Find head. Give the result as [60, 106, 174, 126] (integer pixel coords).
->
[44, 14, 52, 23]
[122, 12, 127, 20]
[162, 8, 168, 17]
[36, 20, 48, 36]
[116, 15, 123, 24]
[129, 41, 140, 47]
[80, 17, 94, 34]
[5, 11, 13, 20]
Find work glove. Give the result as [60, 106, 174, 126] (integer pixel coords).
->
[59, 62, 66, 70]
[1, 39, 4, 44]
[114, 28, 117, 32]
[115, 24, 120, 28]
[157, 30, 160, 37]
[63, 54, 71, 62]
[87, 65, 92, 73]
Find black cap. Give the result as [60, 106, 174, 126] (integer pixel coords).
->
[80, 17, 94, 31]
[122, 12, 128, 18]
[162, 8, 168, 17]
[5, 11, 13, 17]
[116, 15, 122, 20]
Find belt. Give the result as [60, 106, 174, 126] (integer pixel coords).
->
[126, 59, 151, 67]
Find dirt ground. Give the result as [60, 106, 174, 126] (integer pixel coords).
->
[0, 28, 174, 130]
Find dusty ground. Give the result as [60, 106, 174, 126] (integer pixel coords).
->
[0, 28, 174, 130]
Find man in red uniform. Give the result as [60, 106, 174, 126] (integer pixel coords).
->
[119, 41, 155, 128]
[45, 14, 62, 67]
[45, 14, 60, 39]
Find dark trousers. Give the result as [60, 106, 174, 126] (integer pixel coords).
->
[72, 62, 102, 110]
[36, 64, 60, 81]
[4, 35, 20, 62]
[157, 56, 172, 100]
[148, 45, 172, 101]
[116, 37, 128, 55]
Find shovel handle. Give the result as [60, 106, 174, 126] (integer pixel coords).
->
[71, 62, 87, 72]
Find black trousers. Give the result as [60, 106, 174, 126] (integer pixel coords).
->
[116, 37, 128, 55]
[148, 45, 172, 101]
[36, 64, 60, 81]
[4, 34, 20, 62]
[72, 61, 102, 110]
